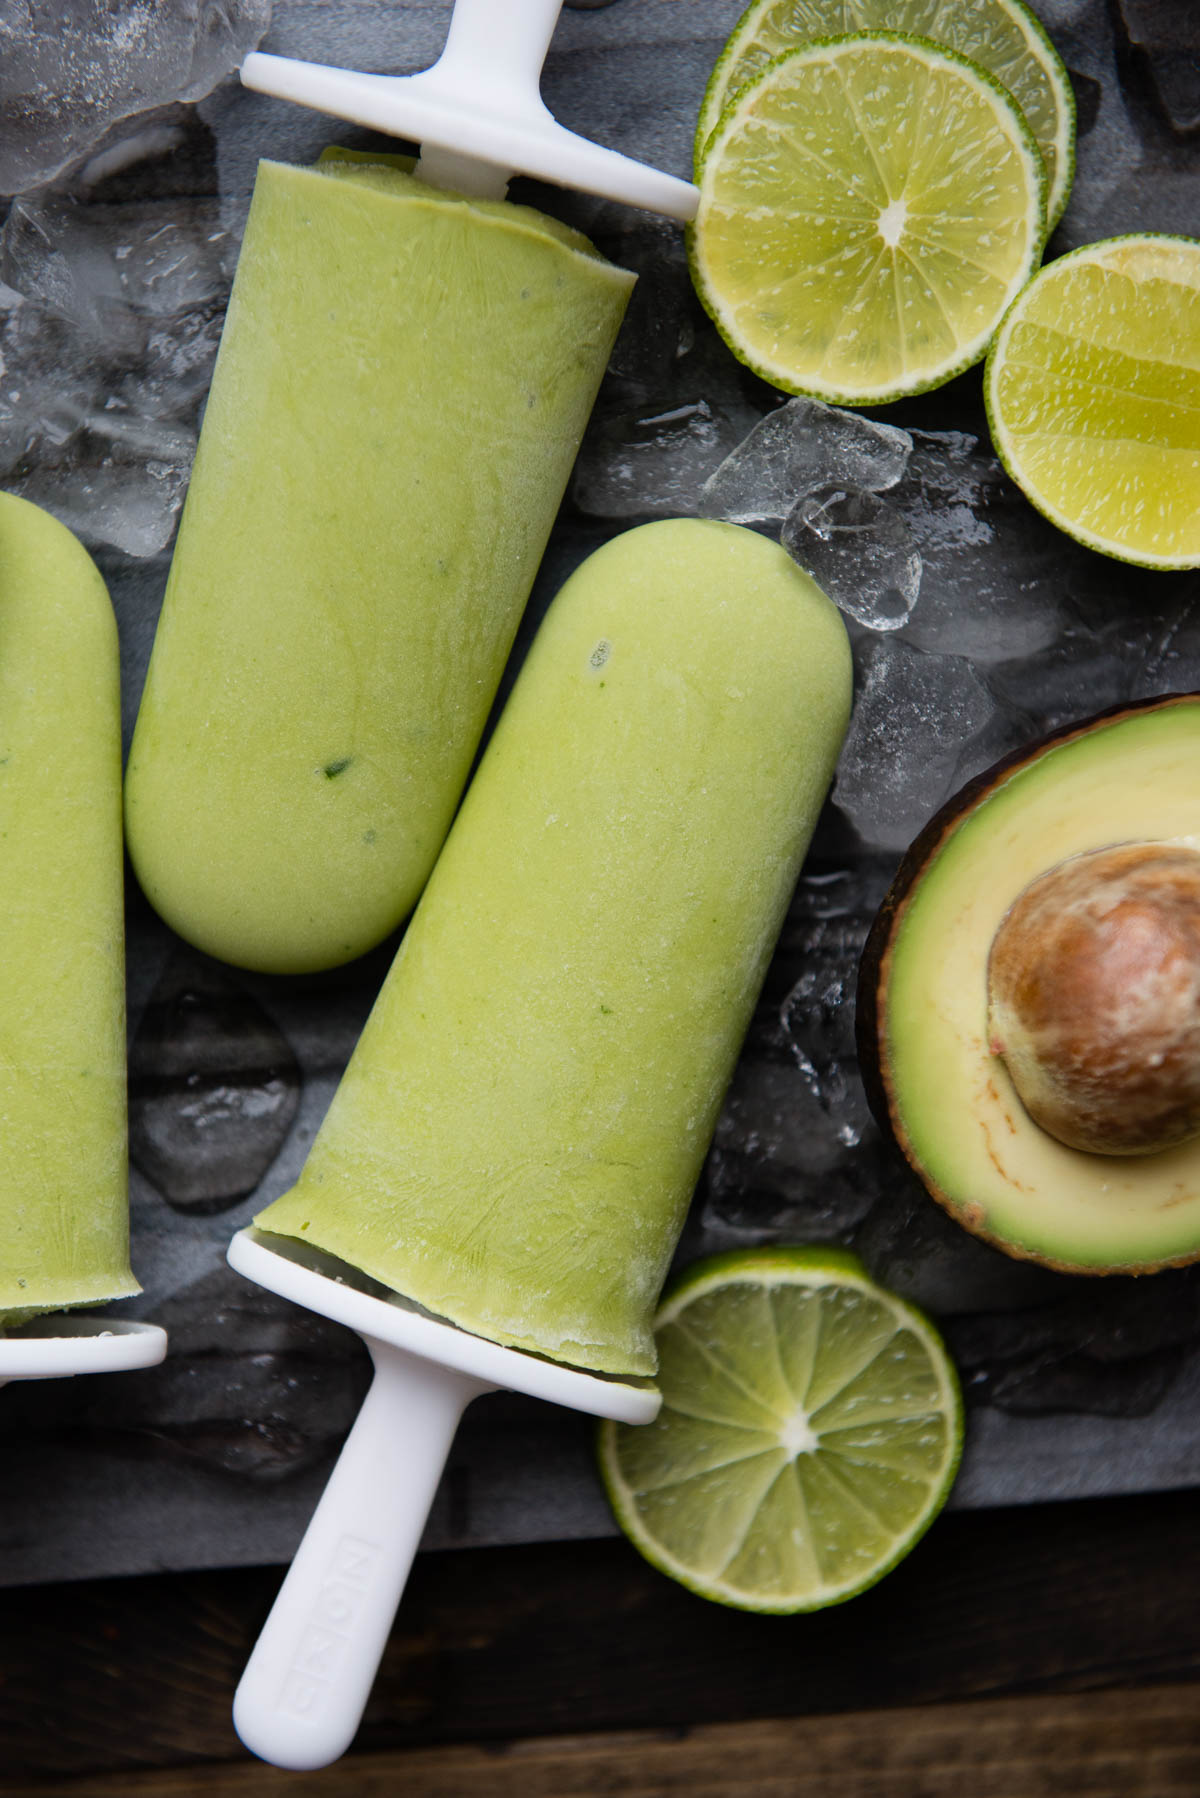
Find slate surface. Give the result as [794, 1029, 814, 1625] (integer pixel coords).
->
[2, 0, 1200, 1587]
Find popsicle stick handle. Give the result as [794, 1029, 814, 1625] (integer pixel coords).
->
[233, 1339, 493, 1771]
[437, 0, 563, 107]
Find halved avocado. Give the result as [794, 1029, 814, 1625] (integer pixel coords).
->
[858, 694, 1200, 1274]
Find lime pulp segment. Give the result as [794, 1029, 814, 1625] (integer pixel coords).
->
[690, 33, 1046, 405]
[985, 234, 1200, 570]
[597, 1249, 962, 1613]
[695, 0, 1074, 228]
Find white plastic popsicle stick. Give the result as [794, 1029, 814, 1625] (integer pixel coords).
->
[227, 1226, 659, 1771]
[0, 1316, 167, 1389]
[241, 0, 699, 219]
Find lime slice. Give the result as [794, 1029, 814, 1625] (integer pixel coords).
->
[597, 1247, 963, 1614]
[690, 33, 1046, 406]
[985, 234, 1200, 570]
[696, 0, 1075, 229]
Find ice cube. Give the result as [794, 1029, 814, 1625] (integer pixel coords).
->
[699, 396, 912, 526]
[99, 1264, 370, 1480]
[2, 197, 141, 357]
[889, 431, 1066, 665]
[573, 227, 770, 521]
[782, 483, 921, 631]
[0, 0, 271, 195]
[8, 434, 192, 558]
[700, 1055, 883, 1247]
[571, 398, 741, 518]
[0, 187, 229, 554]
[775, 866, 882, 1162]
[120, 303, 225, 421]
[129, 950, 301, 1214]
[3, 192, 230, 331]
[598, 219, 694, 401]
[0, 294, 103, 474]
[833, 638, 997, 852]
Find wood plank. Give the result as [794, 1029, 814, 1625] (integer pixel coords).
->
[5, 1490, 1200, 1778]
[7, 1684, 1200, 1798]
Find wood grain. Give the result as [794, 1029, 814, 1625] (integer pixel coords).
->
[4, 1490, 1200, 1780]
[7, 1684, 1200, 1798]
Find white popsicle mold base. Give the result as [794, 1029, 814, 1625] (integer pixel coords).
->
[227, 1227, 659, 1772]
[241, 0, 699, 219]
[0, 1316, 167, 1387]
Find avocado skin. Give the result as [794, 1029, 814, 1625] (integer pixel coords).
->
[855, 691, 1200, 1275]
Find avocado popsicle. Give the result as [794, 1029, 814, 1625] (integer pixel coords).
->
[124, 156, 634, 976]
[0, 494, 137, 1326]
[256, 519, 852, 1375]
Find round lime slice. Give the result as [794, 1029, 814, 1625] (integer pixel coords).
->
[690, 33, 1046, 406]
[986, 234, 1200, 570]
[696, 0, 1075, 229]
[597, 1247, 963, 1614]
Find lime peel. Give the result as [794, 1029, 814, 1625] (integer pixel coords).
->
[597, 1246, 964, 1614]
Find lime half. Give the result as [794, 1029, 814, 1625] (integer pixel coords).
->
[986, 234, 1200, 570]
[696, 0, 1075, 229]
[597, 1248, 963, 1614]
[690, 33, 1046, 406]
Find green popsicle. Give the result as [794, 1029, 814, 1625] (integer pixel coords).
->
[124, 158, 634, 976]
[0, 494, 137, 1326]
[257, 520, 853, 1376]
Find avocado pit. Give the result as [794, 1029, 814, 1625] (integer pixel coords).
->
[986, 843, 1200, 1157]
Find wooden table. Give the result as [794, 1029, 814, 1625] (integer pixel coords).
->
[6, 1484, 1199, 1795]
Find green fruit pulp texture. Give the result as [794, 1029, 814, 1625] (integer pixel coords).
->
[124, 158, 634, 974]
[0, 494, 136, 1325]
[257, 521, 852, 1375]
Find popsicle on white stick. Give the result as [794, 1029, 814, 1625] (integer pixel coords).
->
[230, 519, 851, 1768]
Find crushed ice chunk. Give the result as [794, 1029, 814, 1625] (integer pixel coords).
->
[9, 441, 191, 559]
[832, 638, 996, 851]
[571, 398, 742, 519]
[703, 1055, 882, 1245]
[889, 431, 1066, 664]
[699, 397, 912, 526]
[0, 0, 271, 195]
[129, 951, 301, 1214]
[0, 183, 231, 555]
[782, 483, 921, 631]
[3, 192, 231, 331]
[571, 222, 766, 520]
[0, 297, 102, 473]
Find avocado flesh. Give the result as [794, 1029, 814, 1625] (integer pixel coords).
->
[879, 698, 1200, 1272]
